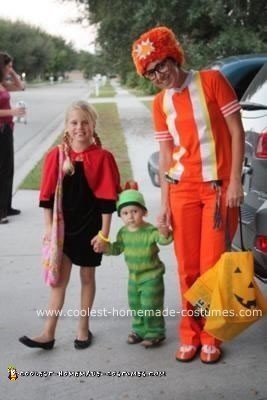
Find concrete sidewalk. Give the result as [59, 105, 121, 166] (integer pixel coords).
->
[1, 86, 267, 400]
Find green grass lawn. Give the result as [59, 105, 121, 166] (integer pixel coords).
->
[90, 80, 116, 98]
[20, 158, 43, 190]
[94, 102, 132, 185]
[20, 102, 133, 190]
[127, 87, 147, 97]
[20, 136, 61, 190]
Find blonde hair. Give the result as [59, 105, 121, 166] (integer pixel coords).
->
[62, 101, 102, 175]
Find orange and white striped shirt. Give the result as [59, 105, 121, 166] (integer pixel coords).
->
[153, 70, 241, 182]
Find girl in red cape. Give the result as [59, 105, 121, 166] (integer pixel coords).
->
[19, 100, 121, 350]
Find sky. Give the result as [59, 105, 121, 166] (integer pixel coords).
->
[0, 0, 96, 53]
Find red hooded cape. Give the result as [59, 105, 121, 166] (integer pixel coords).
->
[40, 144, 121, 202]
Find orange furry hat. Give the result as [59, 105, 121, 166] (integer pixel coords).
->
[132, 26, 185, 76]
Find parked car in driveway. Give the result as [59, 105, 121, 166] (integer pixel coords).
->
[209, 53, 267, 100]
[233, 63, 267, 281]
[147, 58, 267, 282]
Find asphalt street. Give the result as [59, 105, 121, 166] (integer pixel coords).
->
[12, 80, 90, 192]
[1, 79, 267, 400]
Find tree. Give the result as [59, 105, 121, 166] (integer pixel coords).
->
[67, 0, 267, 89]
[0, 18, 85, 80]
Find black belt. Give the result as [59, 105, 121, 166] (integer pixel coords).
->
[165, 173, 179, 184]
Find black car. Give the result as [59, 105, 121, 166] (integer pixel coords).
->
[147, 58, 267, 281]
[208, 54, 267, 100]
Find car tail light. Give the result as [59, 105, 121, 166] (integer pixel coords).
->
[255, 132, 267, 159]
[255, 235, 267, 252]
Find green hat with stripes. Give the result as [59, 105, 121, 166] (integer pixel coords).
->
[116, 189, 147, 216]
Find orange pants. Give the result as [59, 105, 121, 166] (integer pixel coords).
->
[169, 181, 238, 346]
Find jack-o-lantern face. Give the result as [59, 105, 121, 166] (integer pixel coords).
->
[233, 266, 257, 309]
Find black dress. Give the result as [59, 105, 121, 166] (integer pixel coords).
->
[40, 161, 116, 267]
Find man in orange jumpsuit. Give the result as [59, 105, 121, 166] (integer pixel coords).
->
[132, 27, 244, 363]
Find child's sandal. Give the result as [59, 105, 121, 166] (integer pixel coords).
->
[141, 336, 165, 348]
[127, 332, 143, 344]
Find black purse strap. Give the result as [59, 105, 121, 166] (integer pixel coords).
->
[239, 206, 245, 251]
[225, 206, 245, 251]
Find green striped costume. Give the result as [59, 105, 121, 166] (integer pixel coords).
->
[107, 222, 173, 339]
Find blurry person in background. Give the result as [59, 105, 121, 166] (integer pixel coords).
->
[0, 52, 25, 224]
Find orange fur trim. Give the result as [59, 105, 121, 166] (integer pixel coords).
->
[132, 26, 184, 76]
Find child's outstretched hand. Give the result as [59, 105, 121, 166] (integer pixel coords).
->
[157, 222, 171, 239]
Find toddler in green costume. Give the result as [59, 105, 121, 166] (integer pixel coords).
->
[103, 186, 172, 347]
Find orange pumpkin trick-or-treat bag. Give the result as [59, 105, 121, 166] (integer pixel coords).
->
[185, 251, 267, 341]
